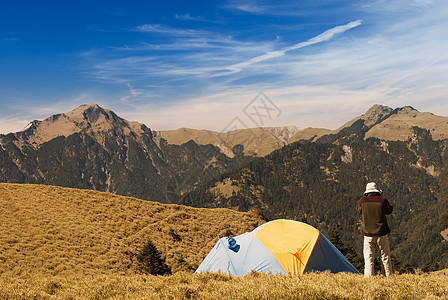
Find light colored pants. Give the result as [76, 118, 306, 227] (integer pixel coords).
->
[363, 235, 392, 277]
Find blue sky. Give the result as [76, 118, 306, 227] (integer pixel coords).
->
[1, 0, 447, 133]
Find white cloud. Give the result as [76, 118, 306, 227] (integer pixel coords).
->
[412, 0, 433, 7]
[120, 83, 160, 102]
[174, 13, 207, 22]
[232, 3, 268, 14]
[117, 85, 392, 132]
[85, 33, 279, 84]
[0, 117, 31, 134]
[213, 20, 362, 76]
[225, 0, 324, 16]
[134, 24, 206, 36]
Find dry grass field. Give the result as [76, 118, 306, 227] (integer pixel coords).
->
[1, 183, 447, 299]
[0, 270, 447, 299]
[0, 183, 265, 277]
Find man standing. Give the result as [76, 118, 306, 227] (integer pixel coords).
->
[357, 182, 393, 277]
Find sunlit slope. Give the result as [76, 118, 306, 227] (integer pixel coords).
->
[365, 106, 448, 141]
[159, 126, 298, 157]
[0, 183, 265, 277]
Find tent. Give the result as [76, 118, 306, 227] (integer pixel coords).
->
[196, 219, 359, 276]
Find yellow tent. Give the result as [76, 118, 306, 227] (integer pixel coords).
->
[196, 219, 359, 275]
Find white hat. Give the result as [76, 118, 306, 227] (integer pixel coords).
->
[364, 182, 382, 195]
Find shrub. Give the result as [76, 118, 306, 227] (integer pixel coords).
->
[137, 239, 171, 275]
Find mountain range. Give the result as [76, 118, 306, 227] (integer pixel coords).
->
[1, 103, 447, 268]
[0, 104, 249, 203]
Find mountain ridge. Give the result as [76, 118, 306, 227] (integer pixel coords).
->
[4, 103, 448, 157]
[160, 104, 448, 153]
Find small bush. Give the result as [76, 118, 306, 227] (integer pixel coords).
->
[137, 239, 171, 275]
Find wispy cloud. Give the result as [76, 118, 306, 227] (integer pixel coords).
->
[212, 20, 362, 76]
[120, 83, 160, 102]
[225, 0, 296, 15]
[225, 0, 350, 17]
[231, 2, 269, 14]
[0, 117, 31, 134]
[412, 0, 433, 7]
[134, 24, 206, 36]
[90, 18, 365, 85]
[85, 30, 278, 84]
[175, 13, 207, 22]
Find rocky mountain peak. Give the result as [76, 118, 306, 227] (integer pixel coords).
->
[10, 104, 149, 147]
[394, 106, 419, 116]
[361, 104, 393, 127]
[66, 104, 118, 125]
[334, 104, 394, 133]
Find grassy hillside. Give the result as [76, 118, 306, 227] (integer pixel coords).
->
[159, 126, 298, 157]
[1, 271, 447, 299]
[288, 127, 333, 143]
[365, 108, 448, 141]
[0, 183, 265, 277]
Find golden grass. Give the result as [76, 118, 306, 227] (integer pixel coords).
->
[159, 128, 220, 146]
[289, 127, 333, 143]
[1, 270, 447, 299]
[159, 127, 298, 157]
[365, 110, 448, 141]
[0, 183, 265, 277]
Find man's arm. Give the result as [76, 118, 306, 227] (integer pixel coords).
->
[384, 199, 393, 215]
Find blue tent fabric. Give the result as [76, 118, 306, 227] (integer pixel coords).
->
[304, 234, 359, 274]
[196, 233, 286, 276]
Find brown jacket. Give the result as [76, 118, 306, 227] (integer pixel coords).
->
[357, 193, 393, 236]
